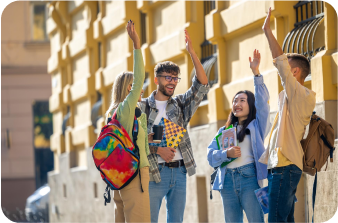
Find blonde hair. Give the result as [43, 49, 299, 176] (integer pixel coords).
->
[105, 71, 134, 118]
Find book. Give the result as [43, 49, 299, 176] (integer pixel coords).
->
[254, 186, 269, 214]
[221, 127, 237, 150]
[254, 186, 298, 215]
[215, 125, 238, 167]
[163, 118, 186, 149]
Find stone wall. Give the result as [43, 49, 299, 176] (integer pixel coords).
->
[304, 140, 338, 222]
[48, 148, 114, 222]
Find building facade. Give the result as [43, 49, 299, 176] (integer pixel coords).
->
[46, 1, 337, 222]
[1, 0, 52, 220]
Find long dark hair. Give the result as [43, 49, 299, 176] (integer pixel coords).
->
[225, 90, 256, 142]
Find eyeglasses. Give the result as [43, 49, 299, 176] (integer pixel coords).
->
[157, 75, 181, 83]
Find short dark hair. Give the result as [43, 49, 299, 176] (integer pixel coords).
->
[154, 61, 180, 76]
[287, 53, 311, 80]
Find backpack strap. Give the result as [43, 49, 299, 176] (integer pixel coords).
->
[210, 166, 219, 200]
[104, 185, 111, 206]
[312, 166, 318, 223]
[145, 98, 151, 121]
[320, 134, 335, 162]
[210, 126, 227, 200]
[129, 113, 144, 193]
[132, 115, 139, 144]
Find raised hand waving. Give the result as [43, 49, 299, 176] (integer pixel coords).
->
[249, 49, 261, 76]
[126, 20, 140, 49]
[184, 29, 195, 55]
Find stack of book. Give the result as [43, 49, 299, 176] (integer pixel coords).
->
[215, 124, 238, 167]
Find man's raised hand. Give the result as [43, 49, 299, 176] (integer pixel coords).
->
[249, 49, 261, 76]
[185, 29, 195, 55]
[262, 7, 283, 59]
[126, 20, 140, 49]
[262, 7, 272, 32]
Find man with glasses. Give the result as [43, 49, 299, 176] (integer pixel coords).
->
[139, 29, 209, 223]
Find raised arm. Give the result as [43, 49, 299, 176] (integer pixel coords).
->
[262, 7, 283, 59]
[249, 49, 271, 138]
[116, 21, 144, 137]
[175, 30, 210, 124]
[262, 8, 309, 104]
[185, 29, 208, 85]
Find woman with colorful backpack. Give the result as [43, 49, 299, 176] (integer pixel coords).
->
[207, 49, 270, 223]
[105, 20, 150, 222]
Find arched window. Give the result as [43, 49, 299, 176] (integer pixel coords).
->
[282, 1, 325, 61]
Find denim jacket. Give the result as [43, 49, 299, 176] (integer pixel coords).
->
[207, 75, 271, 190]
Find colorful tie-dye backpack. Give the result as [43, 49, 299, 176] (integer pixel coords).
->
[92, 110, 141, 205]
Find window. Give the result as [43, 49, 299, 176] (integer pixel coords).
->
[142, 72, 150, 98]
[97, 1, 100, 16]
[282, 1, 325, 61]
[98, 42, 102, 68]
[199, 1, 218, 93]
[204, 1, 216, 16]
[32, 2, 48, 41]
[91, 92, 102, 133]
[200, 41, 218, 96]
[62, 106, 71, 135]
[140, 12, 147, 45]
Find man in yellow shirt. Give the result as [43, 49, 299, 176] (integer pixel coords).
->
[259, 7, 316, 223]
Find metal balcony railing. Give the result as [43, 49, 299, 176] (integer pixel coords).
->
[204, 1, 216, 16]
[140, 12, 147, 45]
[191, 40, 218, 100]
[201, 40, 217, 63]
[282, 1, 325, 61]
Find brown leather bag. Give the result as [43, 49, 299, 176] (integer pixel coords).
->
[301, 112, 335, 176]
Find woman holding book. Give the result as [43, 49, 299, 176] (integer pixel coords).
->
[207, 49, 270, 222]
[105, 21, 150, 222]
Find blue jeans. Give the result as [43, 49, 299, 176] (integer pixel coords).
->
[268, 164, 302, 223]
[220, 163, 264, 223]
[149, 164, 187, 223]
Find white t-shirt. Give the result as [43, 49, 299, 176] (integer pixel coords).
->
[153, 100, 168, 126]
[227, 125, 254, 168]
[154, 100, 183, 163]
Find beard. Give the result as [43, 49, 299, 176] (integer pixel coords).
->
[158, 82, 175, 97]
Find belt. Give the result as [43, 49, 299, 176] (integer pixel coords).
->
[160, 160, 184, 168]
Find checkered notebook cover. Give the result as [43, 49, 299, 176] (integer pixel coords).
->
[163, 118, 186, 148]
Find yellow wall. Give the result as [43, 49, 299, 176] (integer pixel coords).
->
[47, 1, 337, 222]
[48, 0, 338, 163]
